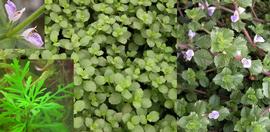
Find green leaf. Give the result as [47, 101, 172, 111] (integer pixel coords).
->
[109, 93, 122, 105]
[238, 0, 252, 7]
[241, 88, 258, 105]
[196, 71, 209, 87]
[94, 76, 106, 85]
[218, 107, 230, 121]
[214, 54, 231, 68]
[185, 8, 206, 21]
[257, 43, 270, 53]
[194, 35, 211, 49]
[146, 111, 159, 122]
[209, 94, 220, 108]
[249, 60, 263, 75]
[74, 117, 84, 129]
[194, 49, 213, 69]
[74, 100, 86, 112]
[181, 68, 198, 86]
[262, 77, 270, 98]
[211, 28, 234, 52]
[213, 68, 243, 91]
[83, 80, 96, 92]
[178, 112, 209, 131]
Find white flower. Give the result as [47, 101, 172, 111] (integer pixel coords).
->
[188, 30, 196, 39]
[238, 7, 245, 14]
[198, 2, 209, 10]
[207, 6, 216, 16]
[183, 49, 194, 61]
[241, 58, 252, 68]
[208, 110, 219, 119]
[253, 34, 265, 43]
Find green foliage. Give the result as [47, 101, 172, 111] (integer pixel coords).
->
[213, 68, 243, 91]
[0, 59, 73, 132]
[43, 0, 178, 131]
[178, 0, 270, 131]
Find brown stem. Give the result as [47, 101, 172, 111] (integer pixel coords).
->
[205, 68, 217, 73]
[194, 89, 207, 95]
[176, 0, 184, 17]
[217, 5, 234, 13]
[260, 106, 270, 116]
[242, 28, 256, 47]
[251, 1, 259, 19]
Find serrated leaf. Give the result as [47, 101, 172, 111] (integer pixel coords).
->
[194, 49, 213, 69]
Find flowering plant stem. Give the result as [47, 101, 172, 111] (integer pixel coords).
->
[0, 5, 45, 41]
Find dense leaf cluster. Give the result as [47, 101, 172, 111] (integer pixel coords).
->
[43, 0, 178, 131]
[178, 0, 270, 131]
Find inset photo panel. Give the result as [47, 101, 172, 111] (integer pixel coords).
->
[0, 0, 44, 49]
[0, 59, 74, 132]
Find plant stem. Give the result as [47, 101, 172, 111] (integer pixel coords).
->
[0, 5, 45, 41]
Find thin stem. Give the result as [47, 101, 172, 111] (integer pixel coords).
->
[200, 28, 211, 34]
[251, 1, 259, 19]
[242, 28, 256, 47]
[205, 68, 217, 73]
[217, 5, 234, 13]
[176, 0, 184, 17]
[194, 89, 207, 95]
[0, 5, 45, 41]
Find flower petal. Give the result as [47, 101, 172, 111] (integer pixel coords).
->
[231, 10, 240, 23]
[208, 110, 219, 119]
[207, 6, 216, 16]
[238, 7, 245, 14]
[26, 32, 44, 47]
[10, 8, 25, 22]
[254, 34, 265, 43]
[21, 27, 36, 38]
[241, 58, 252, 68]
[22, 27, 44, 48]
[188, 30, 196, 39]
[183, 49, 194, 61]
[5, 0, 17, 20]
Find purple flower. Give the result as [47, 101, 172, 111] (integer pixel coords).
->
[231, 10, 240, 23]
[183, 49, 194, 61]
[208, 110, 219, 119]
[188, 30, 196, 39]
[253, 34, 265, 43]
[5, 0, 25, 22]
[207, 6, 216, 16]
[241, 58, 252, 68]
[21, 27, 44, 48]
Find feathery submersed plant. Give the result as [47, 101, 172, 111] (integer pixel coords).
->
[0, 59, 73, 132]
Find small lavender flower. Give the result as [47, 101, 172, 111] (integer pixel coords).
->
[253, 34, 265, 43]
[5, 0, 25, 22]
[207, 6, 216, 16]
[183, 49, 194, 61]
[21, 27, 44, 48]
[231, 10, 240, 23]
[188, 30, 196, 39]
[241, 58, 252, 68]
[208, 110, 219, 119]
